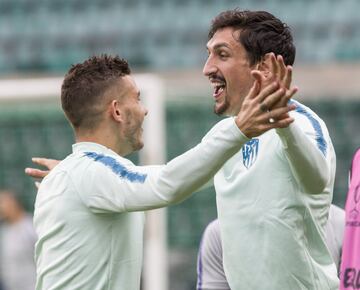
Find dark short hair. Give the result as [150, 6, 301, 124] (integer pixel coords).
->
[61, 55, 131, 129]
[209, 9, 296, 66]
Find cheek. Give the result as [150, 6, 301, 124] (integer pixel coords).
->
[229, 69, 253, 91]
[137, 109, 145, 124]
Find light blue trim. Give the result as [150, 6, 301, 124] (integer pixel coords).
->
[84, 152, 147, 183]
[290, 100, 327, 156]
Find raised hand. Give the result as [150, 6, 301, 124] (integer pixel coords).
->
[235, 79, 296, 138]
[252, 53, 298, 110]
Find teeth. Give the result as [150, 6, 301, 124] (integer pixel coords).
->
[214, 86, 224, 95]
[210, 79, 225, 96]
[212, 82, 225, 88]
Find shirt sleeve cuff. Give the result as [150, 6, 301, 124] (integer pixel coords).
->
[230, 117, 251, 142]
[275, 123, 300, 149]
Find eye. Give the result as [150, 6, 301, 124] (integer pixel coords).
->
[219, 51, 228, 59]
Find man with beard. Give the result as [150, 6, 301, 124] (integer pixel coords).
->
[199, 9, 337, 289]
[28, 54, 294, 290]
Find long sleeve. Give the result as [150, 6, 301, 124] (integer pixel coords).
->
[81, 118, 249, 213]
[276, 101, 334, 194]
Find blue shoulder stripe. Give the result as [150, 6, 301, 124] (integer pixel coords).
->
[290, 100, 327, 156]
[84, 152, 147, 183]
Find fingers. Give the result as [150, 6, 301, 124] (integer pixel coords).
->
[258, 104, 296, 123]
[284, 65, 292, 89]
[251, 70, 265, 88]
[258, 77, 298, 111]
[25, 157, 59, 182]
[25, 168, 49, 179]
[256, 85, 284, 110]
[252, 103, 296, 136]
[247, 79, 260, 99]
[270, 53, 292, 90]
[277, 85, 298, 108]
[254, 81, 280, 103]
[285, 86, 298, 102]
[270, 116, 295, 128]
[277, 55, 286, 81]
[248, 115, 295, 137]
[32, 157, 60, 170]
[270, 53, 278, 78]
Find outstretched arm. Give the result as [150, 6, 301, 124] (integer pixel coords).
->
[254, 53, 331, 194]
[276, 120, 332, 194]
[80, 80, 296, 213]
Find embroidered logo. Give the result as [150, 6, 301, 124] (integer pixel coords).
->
[242, 139, 259, 169]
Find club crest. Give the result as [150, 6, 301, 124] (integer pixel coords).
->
[242, 139, 259, 169]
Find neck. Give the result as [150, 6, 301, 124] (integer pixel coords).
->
[75, 123, 131, 156]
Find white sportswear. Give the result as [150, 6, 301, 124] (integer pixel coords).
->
[34, 119, 248, 290]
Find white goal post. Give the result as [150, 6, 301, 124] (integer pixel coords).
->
[0, 74, 168, 290]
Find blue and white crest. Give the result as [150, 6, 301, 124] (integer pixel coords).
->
[242, 139, 259, 169]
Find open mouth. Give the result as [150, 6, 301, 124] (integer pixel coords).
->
[212, 81, 226, 99]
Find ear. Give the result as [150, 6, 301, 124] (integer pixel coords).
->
[256, 53, 272, 79]
[109, 100, 123, 123]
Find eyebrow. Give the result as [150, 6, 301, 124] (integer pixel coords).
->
[207, 42, 231, 51]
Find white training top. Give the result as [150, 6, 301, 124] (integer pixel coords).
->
[33, 119, 249, 290]
[203, 100, 338, 290]
[197, 204, 345, 290]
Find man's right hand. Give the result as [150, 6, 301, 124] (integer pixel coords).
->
[25, 158, 60, 179]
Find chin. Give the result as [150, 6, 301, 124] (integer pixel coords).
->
[214, 102, 229, 116]
[134, 141, 144, 151]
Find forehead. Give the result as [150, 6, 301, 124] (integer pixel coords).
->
[121, 75, 138, 91]
[206, 27, 242, 50]
[115, 75, 139, 98]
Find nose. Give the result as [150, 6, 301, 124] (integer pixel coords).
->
[203, 55, 217, 77]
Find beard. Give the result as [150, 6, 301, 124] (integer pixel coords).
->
[124, 126, 143, 152]
[214, 97, 230, 116]
[122, 106, 145, 152]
